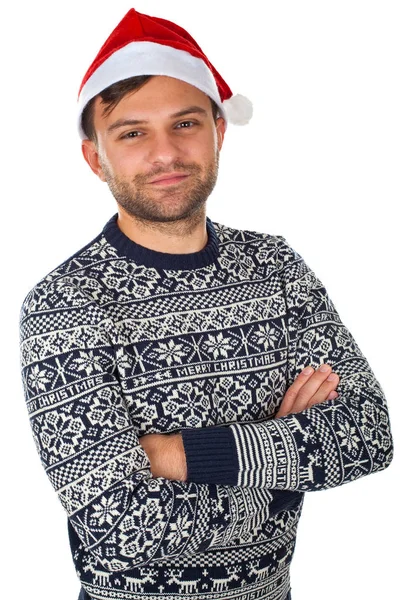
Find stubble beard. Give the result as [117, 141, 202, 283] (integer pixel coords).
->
[100, 153, 219, 227]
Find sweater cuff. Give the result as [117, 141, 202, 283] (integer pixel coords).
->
[181, 426, 239, 485]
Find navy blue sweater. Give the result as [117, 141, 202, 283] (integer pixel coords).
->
[20, 214, 393, 600]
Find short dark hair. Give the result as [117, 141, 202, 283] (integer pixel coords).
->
[81, 75, 221, 143]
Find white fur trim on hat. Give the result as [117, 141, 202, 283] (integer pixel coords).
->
[77, 41, 228, 139]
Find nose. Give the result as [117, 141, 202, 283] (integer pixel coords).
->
[146, 130, 182, 166]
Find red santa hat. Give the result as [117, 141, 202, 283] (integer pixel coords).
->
[77, 8, 253, 139]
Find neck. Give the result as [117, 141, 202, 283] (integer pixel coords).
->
[116, 206, 208, 254]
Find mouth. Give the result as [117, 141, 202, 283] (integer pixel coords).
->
[148, 173, 190, 186]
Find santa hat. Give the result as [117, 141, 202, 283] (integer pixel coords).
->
[77, 8, 252, 139]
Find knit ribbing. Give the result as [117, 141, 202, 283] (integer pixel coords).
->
[182, 425, 239, 485]
[103, 213, 220, 269]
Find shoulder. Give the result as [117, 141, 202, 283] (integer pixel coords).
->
[210, 219, 317, 292]
[211, 218, 284, 247]
[210, 218, 301, 264]
[20, 226, 117, 321]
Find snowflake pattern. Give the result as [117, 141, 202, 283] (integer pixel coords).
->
[71, 350, 105, 376]
[361, 400, 392, 451]
[337, 420, 361, 452]
[87, 389, 130, 430]
[92, 494, 121, 526]
[219, 244, 256, 280]
[203, 332, 234, 359]
[252, 323, 280, 350]
[119, 499, 166, 559]
[28, 364, 52, 392]
[19, 217, 393, 600]
[41, 411, 85, 459]
[152, 340, 188, 366]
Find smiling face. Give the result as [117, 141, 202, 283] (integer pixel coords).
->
[82, 76, 226, 225]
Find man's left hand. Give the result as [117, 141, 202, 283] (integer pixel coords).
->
[139, 432, 187, 481]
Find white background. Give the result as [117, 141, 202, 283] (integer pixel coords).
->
[1, 1, 399, 599]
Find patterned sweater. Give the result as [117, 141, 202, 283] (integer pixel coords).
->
[20, 214, 393, 600]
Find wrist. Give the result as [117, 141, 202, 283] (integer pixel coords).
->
[170, 433, 187, 482]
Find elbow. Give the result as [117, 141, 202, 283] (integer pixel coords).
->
[69, 516, 155, 573]
[372, 432, 394, 474]
[69, 507, 161, 572]
[365, 411, 394, 474]
[85, 538, 157, 573]
[352, 389, 394, 475]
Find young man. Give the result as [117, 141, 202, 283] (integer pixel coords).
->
[20, 8, 393, 600]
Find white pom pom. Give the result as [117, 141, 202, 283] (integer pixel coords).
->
[222, 94, 253, 125]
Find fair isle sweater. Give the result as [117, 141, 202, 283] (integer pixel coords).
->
[20, 214, 393, 600]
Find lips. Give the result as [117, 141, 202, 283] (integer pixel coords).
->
[148, 173, 190, 185]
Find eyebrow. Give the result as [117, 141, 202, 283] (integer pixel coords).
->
[107, 105, 209, 133]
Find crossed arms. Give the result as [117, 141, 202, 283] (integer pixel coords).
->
[20, 237, 393, 571]
[140, 363, 341, 481]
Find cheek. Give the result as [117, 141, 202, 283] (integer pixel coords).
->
[189, 134, 218, 164]
[103, 149, 141, 179]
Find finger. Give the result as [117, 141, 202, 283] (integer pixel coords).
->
[290, 364, 335, 413]
[305, 373, 339, 408]
[307, 388, 338, 409]
[276, 366, 315, 417]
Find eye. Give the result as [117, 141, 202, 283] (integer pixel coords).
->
[176, 120, 197, 129]
[121, 130, 143, 139]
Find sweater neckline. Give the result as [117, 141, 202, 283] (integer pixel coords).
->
[103, 213, 220, 270]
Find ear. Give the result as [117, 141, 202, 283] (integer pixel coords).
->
[215, 117, 227, 151]
[81, 139, 107, 182]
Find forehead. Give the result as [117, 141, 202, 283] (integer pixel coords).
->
[93, 76, 213, 125]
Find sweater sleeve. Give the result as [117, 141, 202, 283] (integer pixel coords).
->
[183, 237, 394, 490]
[20, 279, 298, 572]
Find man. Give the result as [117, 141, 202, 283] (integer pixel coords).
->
[20, 8, 393, 600]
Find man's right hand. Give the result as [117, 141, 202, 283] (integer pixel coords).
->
[276, 364, 339, 418]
